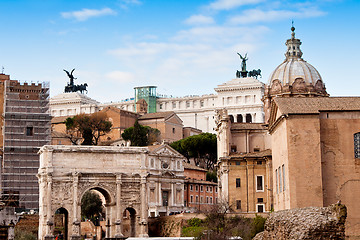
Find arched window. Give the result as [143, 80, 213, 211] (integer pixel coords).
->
[237, 114, 243, 123]
[355, 132, 360, 158]
[229, 115, 234, 123]
[246, 114, 252, 123]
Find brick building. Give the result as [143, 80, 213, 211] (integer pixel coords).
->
[0, 73, 51, 209]
[183, 162, 217, 212]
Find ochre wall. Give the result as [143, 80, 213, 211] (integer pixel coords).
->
[286, 115, 323, 209]
[319, 111, 360, 238]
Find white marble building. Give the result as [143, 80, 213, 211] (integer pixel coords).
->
[50, 77, 265, 133]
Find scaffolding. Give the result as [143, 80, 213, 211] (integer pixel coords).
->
[1, 79, 51, 210]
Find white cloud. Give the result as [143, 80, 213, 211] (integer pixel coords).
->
[208, 0, 264, 10]
[229, 8, 326, 24]
[105, 71, 135, 83]
[184, 15, 215, 25]
[61, 7, 116, 21]
[119, 0, 142, 9]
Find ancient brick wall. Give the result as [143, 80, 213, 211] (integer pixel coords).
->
[253, 203, 346, 240]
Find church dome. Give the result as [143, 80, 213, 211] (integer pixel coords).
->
[266, 26, 328, 97]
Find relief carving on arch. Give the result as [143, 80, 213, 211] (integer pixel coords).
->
[270, 79, 282, 95]
[52, 181, 73, 204]
[292, 78, 306, 93]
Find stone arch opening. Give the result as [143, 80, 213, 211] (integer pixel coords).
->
[246, 114, 252, 123]
[54, 207, 69, 240]
[80, 187, 112, 239]
[123, 207, 137, 237]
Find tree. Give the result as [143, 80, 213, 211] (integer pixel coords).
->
[121, 120, 160, 146]
[65, 112, 112, 145]
[170, 133, 217, 170]
[81, 191, 103, 224]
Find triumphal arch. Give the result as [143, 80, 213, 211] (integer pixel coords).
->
[37, 144, 185, 240]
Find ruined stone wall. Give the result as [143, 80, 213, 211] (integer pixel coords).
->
[253, 203, 346, 240]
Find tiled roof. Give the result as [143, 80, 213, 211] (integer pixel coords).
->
[274, 97, 360, 115]
[184, 179, 217, 185]
[229, 149, 272, 158]
[231, 123, 267, 130]
[51, 116, 69, 124]
[183, 162, 207, 172]
[138, 111, 175, 120]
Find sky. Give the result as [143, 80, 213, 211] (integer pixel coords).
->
[0, 0, 359, 103]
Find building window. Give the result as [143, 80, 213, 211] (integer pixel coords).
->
[278, 167, 282, 192]
[160, 104, 163, 109]
[235, 161, 240, 165]
[26, 126, 34, 136]
[206, 197, 209, 204]
[172, 128, 175, 134]
[162, 191, 169, 206]
[186, 102, 190, 108]
[184, 185, 187, 190]
[275, 169, 279, 193]
[246, 114, 252, 123]
[200, 196, 203, 203]
[206, 186, 209, 192]
[216, 197, 218, 204]
[231, 146, 237, 153]
[210, 197, 213, 204]
[257, 160, 262, 165]
[256, 204, 265, 213]
[200, 185, 203, 192]
[200, 101, 204, 107]
[190, 185, 193, 191]
[236, 178, 241, 188]
[355, 133, 360, 158]
[237, 114, 243, 123]
[229, 115, 234, 123]
[257, 198, 263, 203]
[196, 196, 199, 203]
[172, 102, 176, 108]
[282, 164, 286, 191]
[236, 200, 241, 210]
[195, 185, 198, 192]
[210, 186, 213, 193]
[190, 195, 193, 203]
[256, 176, 264, 192]
[215, 187, 218, 193]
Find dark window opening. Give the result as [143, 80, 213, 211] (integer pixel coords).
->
[257, 198, 263, 203]
[229, 115, 234, 123]
[257, 205, 264, 213]
[257, 161, 262, 165]
[26, 127, 33, 136]
[236, 178, 241, 188]
[231, 145, 237, 153]
[235, 161, 240, 165]
[237, 114, 243, 123]
[236, 200, 241, 210]
[246, 114, 252, 123]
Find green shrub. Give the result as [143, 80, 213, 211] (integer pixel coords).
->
[15, 229, 37, 240]
[251, 215, 266, 238]
[182, 226, 205, 237]
[187, 217, 203, 227]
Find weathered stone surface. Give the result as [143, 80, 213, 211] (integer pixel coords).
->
[253, 203, 346, 240]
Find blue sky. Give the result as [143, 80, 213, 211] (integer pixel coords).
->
[0, 0, 358, 102]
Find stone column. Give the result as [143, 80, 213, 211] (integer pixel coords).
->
[115, 174, 124, 237]
[71, 172, 81, 240]
[139, 175, 149, 237]
[45, 173, 54, 240]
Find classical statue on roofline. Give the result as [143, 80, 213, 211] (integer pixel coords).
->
[64, 69, 88, 94]
[236, 53, 261, 79]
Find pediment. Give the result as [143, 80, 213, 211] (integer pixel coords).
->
[149, 144, 184, 158]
